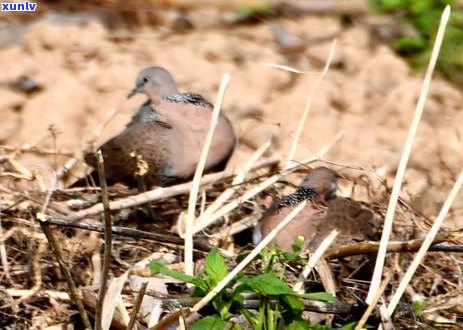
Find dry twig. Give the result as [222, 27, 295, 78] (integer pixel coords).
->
[66, 156, 279, 222]
[37, 217, 92, 329]
[95, 150, 113, 330]
[127, 282, 148, 330]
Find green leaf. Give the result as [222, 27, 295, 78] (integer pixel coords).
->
[287, 320, 310, 330]
[235, 4, 274, 20]
[149, 261, 209, 293]
[266, 304, 280, 330]
[190, 315, 227, 330]
[212, 294, 233, 321]
[282, 294, 304, 318]
[289, 322, 353, 330]
[204, 247, 229, 286]
[392, 36, 427, 52]
[281, 237, 304, 261]
[241, 273, 294, 295]
[412, 295, 426, 316]
[239, 305, 260, 329]
[302, 292, 337, 302]
[150, 262, 195, 282]
[338, 322, 357, 330]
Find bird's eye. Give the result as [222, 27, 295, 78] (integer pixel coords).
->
[142, 77, 149, 83]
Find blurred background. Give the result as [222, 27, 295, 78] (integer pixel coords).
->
[0, 0, 462, 225]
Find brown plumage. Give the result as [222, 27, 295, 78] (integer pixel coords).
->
[84, 66, 236, 187]
[254, 167, 380, 251]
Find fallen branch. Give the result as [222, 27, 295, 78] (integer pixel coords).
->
[325, 229, 463, 259]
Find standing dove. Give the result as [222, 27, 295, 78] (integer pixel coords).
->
[84, 66, 236, 187]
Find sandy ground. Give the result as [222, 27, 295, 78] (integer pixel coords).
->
[0, 11, 462, 226]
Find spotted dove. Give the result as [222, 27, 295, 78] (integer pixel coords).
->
[254, 167, 380, 251]
[84, 66, 236, 187]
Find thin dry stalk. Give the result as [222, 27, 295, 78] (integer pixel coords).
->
[66, 156, 279, 221]
[0, 156, 34, 180]
[214, 214, 260, 238]
[50, 124, 59, 172]
[195, 132, 342, 231]
[92, 240, 102, 286]
[293, 230, 339, 294]
[190, 201, 307, 314]
[194, 139, 271, 233]
[127, 282, 147, 330]
[314, 259, 337, 298]
[37, 219, 92, 329]
[0, 226, 45, 243]
[387, 168, 463, 315]
[21, 167, 91, 323]
[56, 158, 78, 183]
[178, 316, 186, 330]
[184, 74, 230, 276]
[355, 272, 393, 330]
[46, 216, 211, 251]
[40, 165, 64, 214]
[263, 63, 304, 73]
[95, 150, 113, 330]
[285, 39, 337, 166]
[147, 309, 188, 330]
[8, 241, 46, 307]
[101, 271, 130, 329]
[366, 5, 451, 304]
[0, 144, 74, 156]
[91, 108, 119, 142]
[7, 289, 70, 300]
[192, 165, 285, 233]
[0, 200, 11, 282]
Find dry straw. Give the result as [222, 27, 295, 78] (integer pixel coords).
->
[194, 139, 272, 233]
[188, 38, 339, 317]
[366, 5, 452, 305]
[184, 74, 230, 276]
[191, 201, 307, 313]
[293, 230, 339, 294]
[192, 134, 342, 236]
[386, 168, 463, 316]
[67, 156, 279, 221]
[285, 39, 337, 166]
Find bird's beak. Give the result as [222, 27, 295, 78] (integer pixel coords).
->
[127, 87, 140, 99]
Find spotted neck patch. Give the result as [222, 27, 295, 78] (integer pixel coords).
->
[163, 93, 212, 108]
[277, 187, 317, 210]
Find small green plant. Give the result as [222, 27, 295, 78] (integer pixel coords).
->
[368, 0, 463, 86]
[150, 246, 354, 329]
[234, 4, 276, 22]
[411, 294, 426, 319]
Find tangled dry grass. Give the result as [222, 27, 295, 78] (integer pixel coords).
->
[1, 148, 463, 329]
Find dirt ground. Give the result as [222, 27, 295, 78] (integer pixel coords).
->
[1, 6, 461, 226]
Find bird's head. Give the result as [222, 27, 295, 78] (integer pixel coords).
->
[300, 167, 338, 203]
[128, 66, 178, 99]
